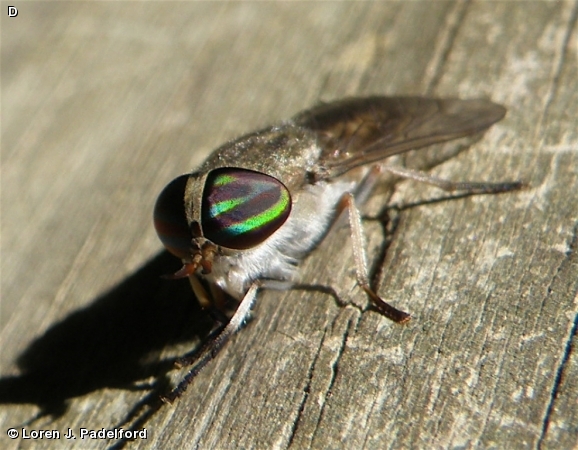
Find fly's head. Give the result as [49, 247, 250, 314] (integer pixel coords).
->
[154, 167, 292, 278]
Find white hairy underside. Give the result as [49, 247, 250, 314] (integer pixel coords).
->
[207, 179, 357, 299]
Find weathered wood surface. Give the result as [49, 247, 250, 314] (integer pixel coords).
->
[1, 2, 577, 449]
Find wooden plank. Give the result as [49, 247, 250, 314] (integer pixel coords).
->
[1, 2, 576, 449]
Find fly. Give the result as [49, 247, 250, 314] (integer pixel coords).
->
[153, 96, 522, 402]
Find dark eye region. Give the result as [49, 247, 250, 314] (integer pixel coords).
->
[153, 175, 191, 260]
[201, 168, 292, 250]
[154, 168, 292, 256]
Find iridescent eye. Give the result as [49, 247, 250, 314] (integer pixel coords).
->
[153, 175, 191, 260]
[201, 168, 292, 250]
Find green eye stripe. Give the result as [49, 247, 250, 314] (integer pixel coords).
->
[224, 189, 290, 235]
[213, 174, 236, 186]
[210, 197, 246, 216]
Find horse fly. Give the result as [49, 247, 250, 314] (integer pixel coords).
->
[153, 96, 522, 401]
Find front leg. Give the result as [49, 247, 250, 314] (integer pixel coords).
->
[162, 281, 261, 403]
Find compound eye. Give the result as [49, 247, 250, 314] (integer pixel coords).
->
[153, 175, 191, 260]
[201, 168, 292, 250]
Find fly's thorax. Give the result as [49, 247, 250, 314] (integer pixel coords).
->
[198, 124, 322, 191]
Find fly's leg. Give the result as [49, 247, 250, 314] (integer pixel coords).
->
[161, 282, 261, 403]
[340, 164, 522, 322]
[383, 166, 524, 194]
[339, 192, 411, 323]
[188, 274, 213, 309]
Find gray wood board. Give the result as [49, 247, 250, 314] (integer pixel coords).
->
[1, 2, 577, 449]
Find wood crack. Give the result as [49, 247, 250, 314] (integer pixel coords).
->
[537, 219, 578, 449]
[535, 1, 578, 142]
[310, 312, 358, 444]
[286, 327, 328, 448]
[423, 0, 470, 94]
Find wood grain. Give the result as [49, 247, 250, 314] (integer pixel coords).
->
[1, 2, 577, 449]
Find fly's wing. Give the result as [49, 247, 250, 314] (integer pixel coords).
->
[292, 96, 506, 179]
